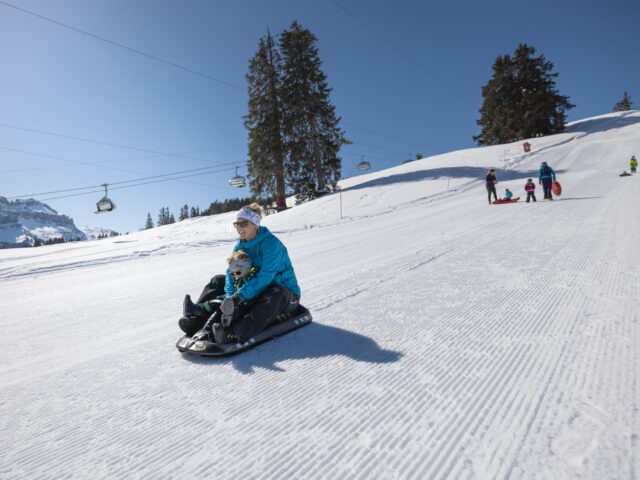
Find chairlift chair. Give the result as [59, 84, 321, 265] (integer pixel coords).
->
[229, 166, 246, 187]
[356, 155, 371, 171]
[95, 183, 116, 214]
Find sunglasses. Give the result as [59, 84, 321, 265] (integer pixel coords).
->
[233, 220, 250, 228]
[230, 269, 244, 277]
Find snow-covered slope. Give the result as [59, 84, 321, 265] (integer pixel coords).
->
[1, 111, 639, 479]
[0, 197, 87, 247]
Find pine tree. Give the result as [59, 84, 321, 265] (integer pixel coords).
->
[157, 207, 166, 226]
[474, 44, 574, 145]
[244, 30, 287, 202]
[169, 213, 176, 224]
[613, 91, 633, 111]
[178, 205, 187, 221]
[145, 212, 154, 229]
[279, 21, 347, 203]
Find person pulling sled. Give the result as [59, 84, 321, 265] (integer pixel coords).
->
[538, 162, 557, 200]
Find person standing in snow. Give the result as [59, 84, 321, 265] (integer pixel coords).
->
[181, 203, 301, 344]
[538, 161, 557, 200]
[630, 155, 638, 174]
[486, 168, 498, 204]
[524, 178, 536, 203]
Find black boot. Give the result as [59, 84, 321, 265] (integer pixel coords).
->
[179, 315, 207, 336]
[212, 323, 237, 344]
[183, 294, 205, 318]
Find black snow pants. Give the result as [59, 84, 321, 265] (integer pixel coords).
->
[196, 274, 227, 305]
[526, 192, 536, 203]
[231, 285, 300, 343]
[541, 178, 553, 199]
[196, 275, 300, 343]
[486, 184, 497, 203]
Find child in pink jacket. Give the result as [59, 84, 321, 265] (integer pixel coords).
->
[525, 178, 536, 203]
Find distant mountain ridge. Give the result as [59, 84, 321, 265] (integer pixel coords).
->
[0, 196, 88, 248]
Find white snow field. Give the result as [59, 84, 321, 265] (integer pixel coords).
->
[1, 111, 639, 480]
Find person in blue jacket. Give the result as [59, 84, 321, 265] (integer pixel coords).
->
[504, 188, 513, 200]
[538, 161, 557, 200]
[181, 203, 301, 344]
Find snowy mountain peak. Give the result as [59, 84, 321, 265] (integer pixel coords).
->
[0, 196, 87, 247]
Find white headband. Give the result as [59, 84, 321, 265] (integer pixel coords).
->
[237, 208, 261, 227]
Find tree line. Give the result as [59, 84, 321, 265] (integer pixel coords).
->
[145, 197, 254, 229]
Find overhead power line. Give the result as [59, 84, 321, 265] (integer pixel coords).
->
[36, 165, 239, 202]
[0, 1, 438, 154]
[0, 121, 239, 166]
[0, 0, 446, 171]
[328, 0, 478, 112]
[8, 163, 240, 201]
[0, 0, 244, 91]
[8, 162, 241, 200]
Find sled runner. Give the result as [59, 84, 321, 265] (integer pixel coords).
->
[552, 181, 562, 196]
[492, 197, 520, 204]
[176, 305, 312, 357]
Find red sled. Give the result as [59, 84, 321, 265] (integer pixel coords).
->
[552, 181, 562, 196]
[493, 197, 520, 204]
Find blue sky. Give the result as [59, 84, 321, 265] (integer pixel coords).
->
[0, 0, 638, 233]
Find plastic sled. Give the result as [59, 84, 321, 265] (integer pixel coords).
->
[492, 197, 520, 204]
[176, 305, 312, 357]
[552, 181, 562, 196]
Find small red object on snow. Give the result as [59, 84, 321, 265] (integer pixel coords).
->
[523, 142, 531, 153]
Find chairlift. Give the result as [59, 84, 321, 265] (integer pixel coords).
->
[229, 166, 246, 187]
[95, 183, 116, 214]
[356, 155, 371, 171]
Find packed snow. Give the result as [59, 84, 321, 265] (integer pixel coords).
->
[1, 111, 639, 479]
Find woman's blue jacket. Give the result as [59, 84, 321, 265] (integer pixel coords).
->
[538, 165, 556, 182]
[225, 226, 301, 301]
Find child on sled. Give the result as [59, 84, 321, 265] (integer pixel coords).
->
[179, 250, 259, 343]
[503, 188, 513, 201]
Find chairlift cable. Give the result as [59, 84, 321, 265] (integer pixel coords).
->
[9, 163, 243, 200]
[0, 1, 447, 154]
[38, 166, 241, 202]
[0, 0, 463, 171]
[0, 0, 244, 91]
[328, 0, 478, 112]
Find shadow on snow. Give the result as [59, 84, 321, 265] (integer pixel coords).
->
[565, 112, 640, 135]
[341, 166, 561, 192]
[181, 322, 403, 374]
